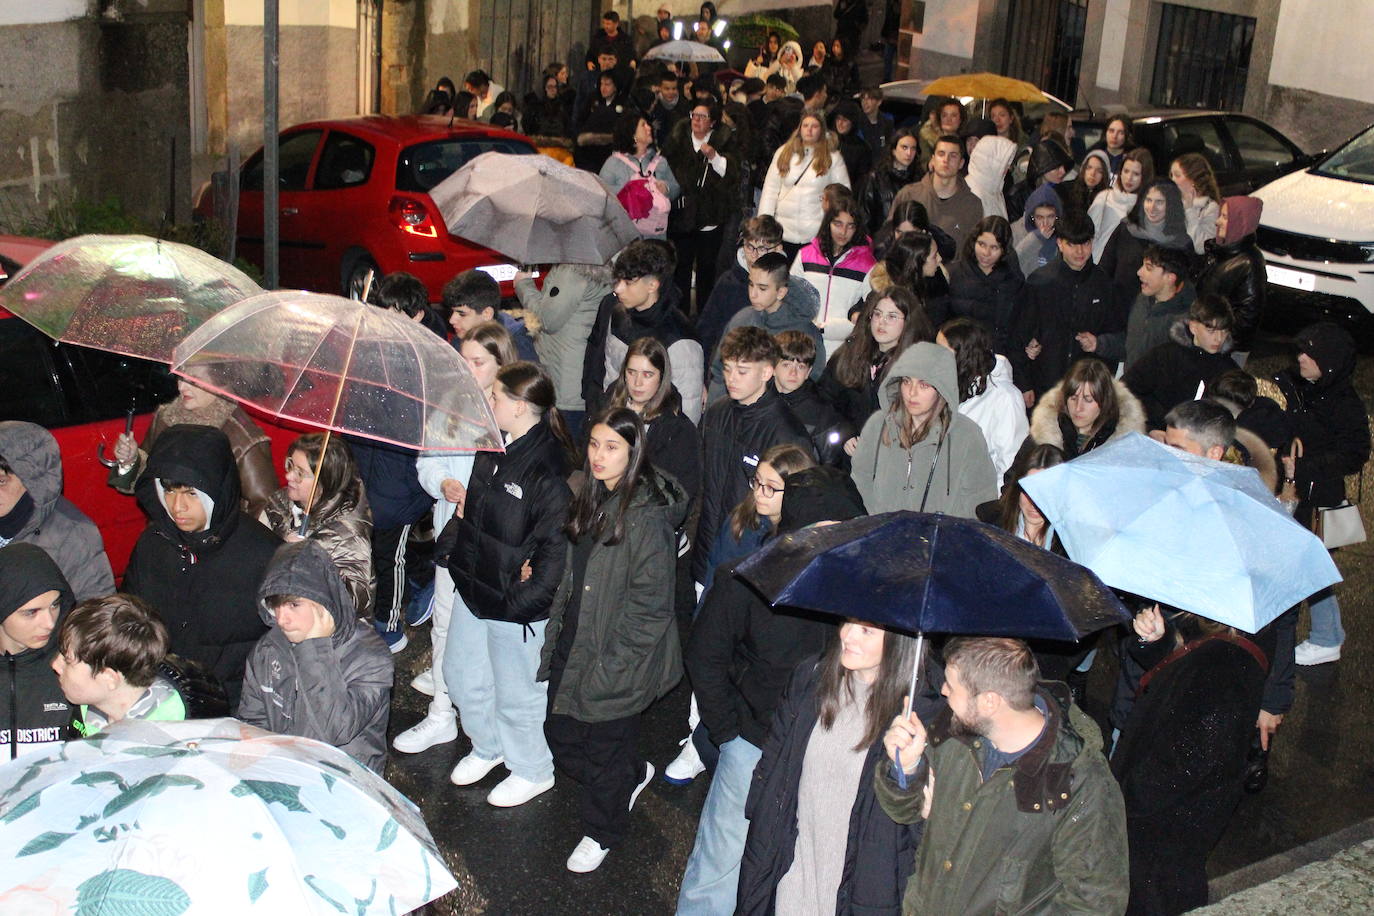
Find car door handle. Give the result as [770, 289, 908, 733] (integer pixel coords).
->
[281, 207, 298, 216]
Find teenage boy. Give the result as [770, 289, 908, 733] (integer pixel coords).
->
[1013, 210, 1118, 399]
[54, 594, 187, 735]
[1090, 244, 1196, 371]
[374, 270, 446, 337]
[890, 134, 983, 249]
[771, 330, 853, 467]
[0, 542, 73, 759]
[1015, 199, 1061, 277]
[858, 86, 894, 160]
[1124, 295, 1238, 430]
[240, 540, 394, 773]
[707, 252, 823, 402]
[694, 327, 813, 586]
[442, 269, 538, 361]
[697, 215, 784, 362]
[582, 239, 704, 421]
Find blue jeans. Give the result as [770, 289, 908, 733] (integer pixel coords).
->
[1307, 587, 1345, 647]
[443, 604, 553, 782]
[676, 736, 762, 915]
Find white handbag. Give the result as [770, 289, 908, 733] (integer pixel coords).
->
[1317, 500, 1367, 549]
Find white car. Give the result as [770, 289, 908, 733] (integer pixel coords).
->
[1252, 124, 1374, 338]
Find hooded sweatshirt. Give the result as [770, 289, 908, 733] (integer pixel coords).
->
[124, 425, 278, 709]
[0, 422, 114, 601]
[239, 540, 393, 773]
[0, 542, 74, 760]
[850, 342, 998, 517]
[709, 271, 826, 401]
[966, 135, 1017, 219]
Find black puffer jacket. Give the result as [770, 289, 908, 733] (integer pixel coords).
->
[582, 284, 705, 422]
[692, 387, 814, 582]
[0, 543, 74, 761]
[737, 658, 927, 916]
[443, 421, 571, 624]
[1274, 323, 1371, 523]
[1197, 234, 1266, 351]
[944, 258, 1027, 354]
[644, 390, 702, 501]
[778, 379, 854, 468]
[859, 160, 920, 234]
[124, 425, 277, 710]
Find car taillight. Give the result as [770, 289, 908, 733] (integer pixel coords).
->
[388, 196, 438, 238]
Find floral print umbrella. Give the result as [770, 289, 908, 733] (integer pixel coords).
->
[0, 718, 456, 915]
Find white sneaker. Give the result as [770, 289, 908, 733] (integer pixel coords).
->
[449, 753, 505, 787]
[629, 761, 655, 811]
[566, 836, 610, 873]
[663, 737, 705, 784]
[1295, 640, 1341, 665]
[486, 773, 555, 807]
[392, 712, 458, 754]
[410, 668, 435, 697]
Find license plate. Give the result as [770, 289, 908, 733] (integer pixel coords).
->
[477, 263, 517, 283]
[1267, 264, 1316, 292]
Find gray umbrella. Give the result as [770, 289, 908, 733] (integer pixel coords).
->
[643, 39, 727, 64]
[428, 152, 640, 266]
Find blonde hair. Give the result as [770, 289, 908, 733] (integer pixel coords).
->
[776, 113, 835, 178]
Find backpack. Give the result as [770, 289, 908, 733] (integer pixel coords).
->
[614, 152, 671, 236]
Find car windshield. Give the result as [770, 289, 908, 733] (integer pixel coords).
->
[1312, 125, 1374, 184]
[396, 137, 534, 192]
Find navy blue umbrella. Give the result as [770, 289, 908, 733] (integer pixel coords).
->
[735, 511, 1131, 641]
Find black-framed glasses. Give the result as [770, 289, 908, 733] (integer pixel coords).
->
[750, 477, 784, 498]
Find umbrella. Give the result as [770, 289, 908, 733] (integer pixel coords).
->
[725, 13, 799, 47]
[643, 40, 726, 64]
[1020, 433, 1341, 632]
[429, 152, 638, 266]
[922, 72, 1054, 105]
[878, 78, 1073, 113]
[0, 234, 261, 363]
[735, 510, 1130, 780]
[0, 718, 456, 914]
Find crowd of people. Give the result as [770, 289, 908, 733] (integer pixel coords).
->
[1, 9, 1369, 916]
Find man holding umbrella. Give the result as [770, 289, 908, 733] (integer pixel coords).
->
[879, 637, 1129, 914]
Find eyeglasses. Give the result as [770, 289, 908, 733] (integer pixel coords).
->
[284, 459, 315, 479]
[750, 477, 784, 498]
[743, 242, 779, 255]
[689, 113, 712, 121]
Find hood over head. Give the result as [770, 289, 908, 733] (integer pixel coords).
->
[1295, 321, 1357, 389]
[1080, 149, 1112, 184]
[0, 421, 63, 532]
[0, 542, 74, 653]
[967, 136, 1017, 196]
[1220, 195, 1263, 245]
[829, 99, 864, 130]
[880, 341, 962, 413]
[779, 40, 804, 68]
[257, 539, 358, 639]
[134, 424, 243, 549]
[1028, 136, 1073, 182]
[778, 466, 867, 533]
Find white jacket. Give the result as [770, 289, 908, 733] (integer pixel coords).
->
[966, 136, 1017, 220]
[759, 145, 851, 244]
[956, 354, 1028, 480]
[1088, 188, 1137, 262]
[1183, 196, 1220, 255]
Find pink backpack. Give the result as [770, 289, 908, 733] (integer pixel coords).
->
[614, 153, 670, 236]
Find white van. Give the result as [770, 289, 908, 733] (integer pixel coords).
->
[1252, 124, 1374, 339]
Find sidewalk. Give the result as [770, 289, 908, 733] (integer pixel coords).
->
[1199, 818, 1374, 913]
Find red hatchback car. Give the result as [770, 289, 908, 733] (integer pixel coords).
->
[198, 115, 536, 300]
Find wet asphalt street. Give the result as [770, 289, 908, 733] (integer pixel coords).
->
[383, 334, 1374, 915]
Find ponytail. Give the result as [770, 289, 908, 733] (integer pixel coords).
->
[495, 361, 578, 464]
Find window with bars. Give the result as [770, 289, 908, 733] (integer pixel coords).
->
[1150, 4, 1256, 110]
[1001, 0, 1089, 107]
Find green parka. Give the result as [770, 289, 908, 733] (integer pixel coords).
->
[874, 682, 1129, 915]
[538, 466, 688, 723]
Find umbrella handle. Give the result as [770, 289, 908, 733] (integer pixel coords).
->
[297, 513, 310, 538]
[96, 442, 118, 469]
[894, 631, 926, 790]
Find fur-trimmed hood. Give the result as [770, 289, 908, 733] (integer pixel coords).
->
[1225, 426, 1279, 493]
[1030, 377, 1147, 452]
[1167, 316, 1233, 356]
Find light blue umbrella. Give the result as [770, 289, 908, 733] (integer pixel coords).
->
[1021, 433, 1340, 632]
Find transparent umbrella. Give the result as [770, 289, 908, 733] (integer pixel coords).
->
[643, 40, 727, 64]
[0, 234, 261, 363]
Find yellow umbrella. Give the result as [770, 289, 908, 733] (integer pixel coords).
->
[922, 72, 1049, 104]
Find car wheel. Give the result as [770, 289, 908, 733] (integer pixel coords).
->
[341, 250, 379, 300]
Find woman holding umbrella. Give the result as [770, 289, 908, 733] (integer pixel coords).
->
[736, 621, 933, 915]
[261, 434, 374, 620]
[850, 341, 998, 518]
[540, 407, 688, 873]
[111, 377, 277, 520]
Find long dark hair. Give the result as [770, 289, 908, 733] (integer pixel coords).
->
[1056, 357, 1120, 440]
[1126, 178, 1188, 239]
[819, 186, 862, 262]
[882, 229, 938, 304]
[565, 408, 648, 546]
[957, 215, 1012, 269]
[939, 317, 995, 400]
[995, 443, 1065, 533]
[830, 288, 933, 391]
[605, 336, 680, 421]
[817, 622, 921, 749]
[494, 362, 576, 463]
